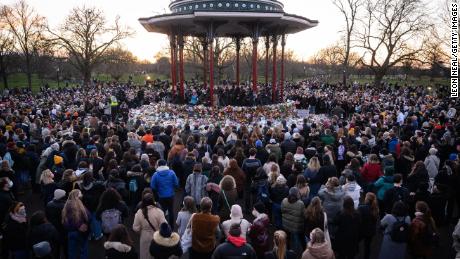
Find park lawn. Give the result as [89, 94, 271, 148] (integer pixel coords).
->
[326, 75, 449, 87]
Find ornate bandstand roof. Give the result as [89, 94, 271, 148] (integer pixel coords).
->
[139, 0, 318, 37]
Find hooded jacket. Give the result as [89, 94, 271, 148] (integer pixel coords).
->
[301, 242, 335, 259]
[150, 166, 179, 198]
[104, 241, 137, 259]
[212, 236, 257, 259]
[342, 181, 362, 208]
[149, 231, 183, 259]
[318, 186, 345, 220]
[374, 175, 394, 200]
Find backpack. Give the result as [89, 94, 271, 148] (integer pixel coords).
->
[390, 217, 409, 243]
[101, 209, 122, 234]
[129, 179, 138, 193]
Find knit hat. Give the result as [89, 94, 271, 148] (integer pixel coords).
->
[289, 187, 300, 198]
[159, 222, 172, 238]
[33, 241, 51, 258]
[230, 204, 243, 220]
[53, 189, 66, 200]
[255, 140, 263, 148]
[276, 175, 287, 185]
[429, 148, 438, 155]
[54, 155, 63, 165]
[229, 223, 242, 237]
[450, 153, 458, 161]
[253, 201, 266, 214]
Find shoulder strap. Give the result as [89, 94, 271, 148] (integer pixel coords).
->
[143, 208, 156, 231]
[222, 190, 231, 210]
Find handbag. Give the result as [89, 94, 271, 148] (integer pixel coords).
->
[181, 214, 195, 253]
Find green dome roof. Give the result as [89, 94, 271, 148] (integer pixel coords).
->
[169, 0, 284, 14]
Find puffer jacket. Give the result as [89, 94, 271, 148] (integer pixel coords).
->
[374, 175, 394, 201]
[301, 242, 335, 259]
[424, 155, 440, 179]
[281, 198, 305, 234]
[318, 186, 345, 221]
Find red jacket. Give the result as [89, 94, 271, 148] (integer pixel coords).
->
[360, 163, 382, 183]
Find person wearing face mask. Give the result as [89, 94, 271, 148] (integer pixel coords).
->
[3, 202, 29, 259]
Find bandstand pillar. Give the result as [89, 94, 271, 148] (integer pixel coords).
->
[272, 35, 278, 103]
[208, 23, 215, 106]
[251, 24, 260, 94]
[265, 36, 270, 85]
[235, 37, 241, 86]
[178, 35, 185, 103]
[201, 38, 208, 88]
[169, 34, 177, 98]
[281, 34, 286, 101]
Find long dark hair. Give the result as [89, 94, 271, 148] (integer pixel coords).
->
[141, 193, 157, 220]
[342, 196, 355, 215]
[97, 188, 122, 213]
[107, 224, 133, 246]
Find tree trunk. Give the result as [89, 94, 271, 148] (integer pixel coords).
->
[83, 68, 91, 85]
[25, 54, 32, 89]
[374, 72, 384, 87]
[0, 55, 8, 89]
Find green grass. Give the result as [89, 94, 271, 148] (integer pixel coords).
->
[325, 75, 449, 87]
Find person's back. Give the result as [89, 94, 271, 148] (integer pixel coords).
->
[151, 162, 178, 199]
[212, 223, 257, 259]
[191, 197, 220, 258]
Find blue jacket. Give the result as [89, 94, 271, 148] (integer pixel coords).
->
[374, 175, 394, 201]
[388, 138, 399, 154]
[150, 166, 178, 198]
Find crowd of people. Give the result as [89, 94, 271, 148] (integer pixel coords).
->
[0, 78, 459, 259]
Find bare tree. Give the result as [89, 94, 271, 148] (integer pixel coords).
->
[332, 0, 363, 86]
[1, 0, 47, 89]
[357, 0, 431, 86]
[101, 47, 137, 81]
[311, 43, 361, 75]
[49, 6, 132, 84]
[0, 14, 15, 88]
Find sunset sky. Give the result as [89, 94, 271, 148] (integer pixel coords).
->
[3, 0, 444, 62]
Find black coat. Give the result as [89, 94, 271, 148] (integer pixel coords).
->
[149, 232, 183, 259]
[104, 242, 138, 259]
[0, 190, 14, 224]
[318, 165, 338, 185]
[45, 198, 66, 235]
[333, 211, 361, 256]
[28, 222, 60, 259]
[358, 204, 378, 238]
[3, 215, 28, 251]
[212, 240, 257, 259]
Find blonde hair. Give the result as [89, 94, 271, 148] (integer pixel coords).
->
[268, 170, 280, 187]
[307, 157, 321, 172]
[273, 230, 287, 259]
[40, 169, 54, 185]
[310, 228, 326, 245]
[62, 189, 88, 226]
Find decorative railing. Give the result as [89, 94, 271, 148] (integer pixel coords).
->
[169, 0, 284, 14]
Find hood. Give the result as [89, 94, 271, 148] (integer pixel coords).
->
[153, 231, 180, 247]
[294, 154, 306, 160]
[323, 187, 345, 201]
[402, 155, 415, 162]
[306, 242, 334, 259]
[227, 236, 246, 247]
[104, 242, 132, 253]
[156, 166, 170, 173]
[343, 182, 361, 192]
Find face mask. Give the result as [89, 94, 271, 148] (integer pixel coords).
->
[7, 180, 13, 189]
[252, 209, 258, 217]
[17, 208, 26, 217]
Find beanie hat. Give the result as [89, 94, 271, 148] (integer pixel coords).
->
[253, 201, 266, 214]
[229, 223, 242, 237]
[33, 241, 51, 258]
[429, 148, 438, 155]
[450, 153, 458, 161]
[54, 155, 63, 165]
[159, 222, 172, 238]
[53, 189, 66, 200]
[255, 140, 263, 148]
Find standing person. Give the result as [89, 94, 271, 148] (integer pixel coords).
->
[374, 167, 395, 216]
[132, 193, 166, 259]
[383, 174, 410, 214]
[28, 211, 60, 259]
[185, 163, 208, 205]
[62, 189, 90, 259]
[301, 228, 335, 259]
[190, 197, 220, 259]
[318, 177, 345, 236]
[378, 201, 411, 259]
[176, 196, 196, 237]
[360, 154, 382, 192]
[149, 222, 183, 259]
[150, 159, 179, 225]
[341, 175, 361, 208]
[424, 148, 440, 180]
[270, 175, 289, 229]
[39, 169, 57, 206]
[408, 201, 438, 259]
[223, 159, 246, 198]
[212, 224, 257, 259]
[242, 148, 262, 210]
[264, 230, 297, 259]
[334, 196, 361, 259]
[358, 193, 379, 259]
[3, 202, 29, 259]
[304, 157, 321, 198]
[304, 197, 326, 242]
[45, 189, 67, 259]
[104, 224, 138, 259]
[281, 187, 306, 255]
[96, 188, 129, 236]
[248, 202, 270, 258]
[222, 204, 252, 239]
[218, 175, 238, 222]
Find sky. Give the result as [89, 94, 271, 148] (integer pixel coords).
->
[3, 0, 443, 62]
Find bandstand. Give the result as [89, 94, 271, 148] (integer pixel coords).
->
[139, 0, 318, 105]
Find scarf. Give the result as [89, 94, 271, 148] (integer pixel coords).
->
[10, 212, 26, 223]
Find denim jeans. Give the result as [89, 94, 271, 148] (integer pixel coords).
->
[159, 197, 175, 225]
[89, 212, 102, 240]
[272, 203, 282, 229]
[67, 231, 88, 259]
